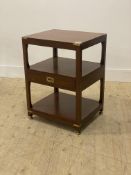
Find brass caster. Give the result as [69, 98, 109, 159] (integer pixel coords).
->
[99, 109, 103, 115]
[73, 124, 81, 135]
[76, 129, 81, 135]
[28, 111, 33, 119]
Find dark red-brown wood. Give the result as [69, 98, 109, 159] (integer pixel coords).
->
[22, 29, 107, 133]
[23, 29, 106, 50]
[32, 92, 100, 123]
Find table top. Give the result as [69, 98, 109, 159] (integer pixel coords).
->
[23, 29, 106, 49]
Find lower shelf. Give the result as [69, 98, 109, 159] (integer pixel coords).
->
[32, 92, 100, 124]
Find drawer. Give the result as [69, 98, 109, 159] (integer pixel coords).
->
[27, 69, 76, 91]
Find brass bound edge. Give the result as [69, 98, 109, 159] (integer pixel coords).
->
[73, 124, 80, 128]
[73, 41, 82, 46]
[22, 36, 28, 40]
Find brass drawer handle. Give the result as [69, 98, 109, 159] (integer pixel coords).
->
[46, 76, 54, 83]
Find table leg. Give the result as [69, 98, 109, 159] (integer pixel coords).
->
[53, 48, 59, 93]
[75, 47, 82, 132]
[99, 40, 107, 113]
[22, 40, 33, 118]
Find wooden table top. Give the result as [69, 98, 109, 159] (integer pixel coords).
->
[24, 29, 106, 46]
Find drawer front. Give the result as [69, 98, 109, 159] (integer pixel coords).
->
[27, 70, 76, 91]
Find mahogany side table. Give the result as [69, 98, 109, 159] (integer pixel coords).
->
[22, 29, 107, 134]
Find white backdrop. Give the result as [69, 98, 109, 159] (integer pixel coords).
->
[0, 0, 131, 81]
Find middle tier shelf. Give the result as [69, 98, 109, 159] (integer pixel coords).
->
[28, 57, 104, 91]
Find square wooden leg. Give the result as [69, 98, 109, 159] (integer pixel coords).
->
[99, 77, 105, 114]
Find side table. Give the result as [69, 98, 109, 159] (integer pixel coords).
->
[22, 29, 107, 133]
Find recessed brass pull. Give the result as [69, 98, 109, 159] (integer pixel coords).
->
[46, 76, 54, 83]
